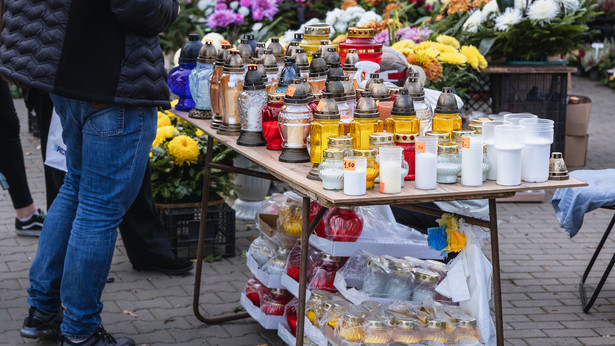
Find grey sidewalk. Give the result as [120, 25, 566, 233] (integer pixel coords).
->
[2, 76, 615, 346]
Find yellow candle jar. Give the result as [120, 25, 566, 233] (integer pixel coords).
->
[452, 129, 476, 148]
[386, 89, 420, 134]
[454, 318, 481, 343]
[300, 24, 331, 62]
[363, 318, 391, 344]
[335, 311, 365, 343]
[393, 318, 421, 344]
[306, 290, 332, 325]
[421, 320, 448, 343]
[432, 87, 461, 135]
[426, 130, 452, 145]
[353, 149, 379, 189]
[308, 92, 343, 180]
[350, 91, 384, 150]
[328, 135, 354, 157]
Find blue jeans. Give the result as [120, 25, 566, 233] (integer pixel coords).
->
[27, 95, 156, 339]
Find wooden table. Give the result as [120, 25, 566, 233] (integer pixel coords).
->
[175, 110, 587, 346]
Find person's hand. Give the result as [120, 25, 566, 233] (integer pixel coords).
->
[178, 6, 181, 15]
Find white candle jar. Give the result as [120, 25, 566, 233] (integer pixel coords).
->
[436, 144, 460, 184]
[461, 134, 483, 187]
[379, 146, 403, 194]
[318, 148, 345, 191]
[414, 136, 438, 190]
[343, 156, 367, 196]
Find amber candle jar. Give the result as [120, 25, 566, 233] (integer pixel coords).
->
[353, 149, 379, 189]
[386, 89, 420, 134]
[432, 87, 461, 136]
[217, 50, 245, 136]
[300, 24, 331, 62]
[210, 40, 231, 129]
[308, 52, 328, 94]
[308, 92, 343, 180]
[350, 91, 384, 150]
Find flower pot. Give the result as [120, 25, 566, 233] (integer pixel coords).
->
[233, 155, 272, 220]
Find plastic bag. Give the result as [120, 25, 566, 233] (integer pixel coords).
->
[285, 238, 322, 282]
[45, 108, 67, 172]
[435, 220, 496, 345]
[247, 235, 277, 267]
[354, 206, 428, 243]
[281, 297, 298, 336]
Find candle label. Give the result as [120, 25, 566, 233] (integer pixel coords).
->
[286, 85, 296, 97]
[316, 100, 324, 112]
[479, 117, 490, 122]
[416, 141, 426, 153]
[462, 137, 471, 149]
[343, 159, 356, 171]
[380, 181, 385, 193]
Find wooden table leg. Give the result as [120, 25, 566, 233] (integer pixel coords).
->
[193, 136, 249, 324]
[489, 198, 504, 346]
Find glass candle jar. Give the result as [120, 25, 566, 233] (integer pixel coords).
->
[411, 268, 440, 303]
[317, 40, 333, 63]
[328, 135, 354, 157]
[237, 64, 268, 146]
[460, 134, 483, 187]
[308, 52, 328, 94]
[253, 42, 266, 59]
[362, 259, 390, 297]
[318, 148, 345, 191]
[309, 92, 343, 180]
[306, 289, 332, 325]
[275, 59, 299, 94]
[385, 89, 420, 134]
[261, 288, 293, 315]
[437, 144, 461, 184]
[209, 41, 231, 129]
[335, 310, 365, 343]
[351, 91, 384, 150]
[452, 129, 476, 148]
[343, 156, 368, 196]
[383, 267, 414, 300]
[286, 41, 300, 60]
[352, 149, 379, 190]
[414, 136, 438, 190]
[278, 79, 313, 163]
[278, 199, 303, 236]
[188, 40, 217, 119]
[393, 317, 421, 344]
[248, 235, 276, 267]
[324, 207, 363, 242]
[343, 49, 360, 89]
[426, 130, 451, 145]
[422, 320, 448, 343]
[310, 201, 328, 238]
[244, 277, 267, 307]
[363, 318, 391, 344]
[308, 92, 322, 115]
[454, 318, 481, 343]
[286, 238, 322, 282]
[310, 253, 342, 292]
[405, 73, 433, 135]
[395, 133, 417, 180]
[369, 131, 394, 159]
[262, 93, 285, 150]
[482, 144, 491, 182]
[300, 24, 331, 61]
[168, 34, 202, 112]
[293, 48, 310, 79]
[284, 299, 298, 336]
[237, 38, 253, 64]
[432, 87, 461, 136]
[338, 27, 383, 65]
[262, 246, 290, 275]
[320, 300, 344, 329]
[261, 50, 280, 94]
[267, 37, 285, 69]
[379, 146, 403, 194]
[218, 50, 245, 136]
[326, 75, 353, 126]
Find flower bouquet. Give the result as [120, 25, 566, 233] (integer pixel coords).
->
[150, 110, 236, 204]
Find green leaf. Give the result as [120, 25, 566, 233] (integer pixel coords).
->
[478, 37, 496, 56]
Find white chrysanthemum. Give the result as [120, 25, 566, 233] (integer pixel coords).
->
[463, 10, 483, 33]
[356, 11, 382, 27]
[198, 0, 216, 11]
[238, 6, 250, 16]
[558, 0, 580, 13]
[494, 7, 523, 31]
[528, 0, 559, 24]
[229, 1, 239, 9]
[481, 0, 500, 22]
[514, 0, 528, 9]
[346, 5, 367, 21]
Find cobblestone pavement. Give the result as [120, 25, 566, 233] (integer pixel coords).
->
[1, 76, 615, 345]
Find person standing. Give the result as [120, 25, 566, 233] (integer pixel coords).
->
[0, 1, 180, 345]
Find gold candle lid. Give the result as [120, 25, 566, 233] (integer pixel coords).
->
[438, 143, 459, 154]
[365, 317, 387, 330]
[268, 93, 285, 103]
[323, 148, 345, 160]
[353, 149, 376, 159]
[424, 259, 448, 273]
[344, 310, 365, 324]
[369, 132, 394, 146]
[458, 318, 478, 328]
[412, 268, 440, 283]
[395, 317, 418, 329]
[328, 135, 353, 148]
[309, 290, 332, 301]
[394, 133, 418, 144]
[468, 123, 482, 134]
[347, 27, 375, 38]
[426, 131, 451, 144]
[304, 24, 331, 36]
[426, 319, 446, 329]
[270, 288, 289, 295]
[388, 86, 402, 97]
[452, 129, 476, 143]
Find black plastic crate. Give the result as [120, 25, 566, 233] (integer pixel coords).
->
[159, 203, 236, 259]
[490, 72, 568, 153]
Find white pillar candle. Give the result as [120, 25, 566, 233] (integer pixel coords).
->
[379, 146, 402, 194]
[343, 157, 367, 196]
[414, 136, 438, 190]
[461, 135, 483, 187]
[494, 125, 525, 186]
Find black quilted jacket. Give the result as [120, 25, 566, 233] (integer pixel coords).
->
[0, 0, 179, 108]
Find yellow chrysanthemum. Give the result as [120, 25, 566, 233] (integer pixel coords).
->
[419, 47, 440, 59]
[168, 135, 200, 166]
[478, 53, 488, 69]
[164, 109, 176, 118]
[438, 51, 468, 65]
[407, 51, 443, 82]
[431, 42, 457, 54]
[157, 112, 172, 128]
[391, 39, 416, 51]
[196, 128, 205, 137]
[411, 41, 435, 52]
[152, 125, 176, 147]
[436, 34, 460, 50]
[460, 45, 480, 69]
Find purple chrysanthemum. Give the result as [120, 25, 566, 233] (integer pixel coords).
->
[215, 3, 228, 10]
[374, 31, 389, 45]
[251, 0, 278, 21]
[397, 27, 432, 43]
[206, 9, 243, 28]
[240, 0, 251, 7]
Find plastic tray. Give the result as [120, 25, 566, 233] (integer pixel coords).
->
[246, 253, 283, 289]
[277, 322, 296, 346]
[240, 292, 282, 330]
[280, 273, 313, 301]
[303, 316, 329, 346]
[309, 234, 443, 259]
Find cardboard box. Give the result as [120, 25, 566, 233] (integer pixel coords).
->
[566, 95, 592, 136]
[565, 134, 589, 167]
[258, 213, 278, 239]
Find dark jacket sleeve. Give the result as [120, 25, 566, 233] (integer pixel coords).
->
[110, 0, 179, 36]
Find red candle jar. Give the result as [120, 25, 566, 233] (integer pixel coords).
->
[284, 299, 298, 336]
[244, 278, 268, 307]
[395, 133, 417, 180]
[309, 253, 342, 292]
[310, 201, 329, 238]
[286, 238, 323, 282]
[262, 93, 285, 150]
[261, 288, 293, 316]
[339, 27, 383, 66]
[324, 207, 363, 242]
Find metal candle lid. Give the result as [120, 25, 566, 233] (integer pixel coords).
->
[253, 42, 266, 58]
[267, 38, 284, 62]
[262, 50, 278, 73]
[284, 79, 309, 104]
[237, 39, 253, 61]
[426, 131, 451, 144]
[243, 64, 265, 90]
[293, 48, 310, 70]
[309, 52, 328, 77]
[285, 41, 299, 57]
[404, 75, 424, 100]
[315, 92, 340, 120]
[364, 74, 379, 91]
[321, 253, 341, 262]
[452, 129, 476, 145]
[412, 268, 440, 283]
[223, 49, 244, 73]
[438, 143, 459, 154]
[355, 91, 379, 118]
[369, 132, 394, 146]
[391, 89, 416, 117]
[328, 135, 353, 148]
[215, 42, 231, 65]
[458, 318, 478, 328]
[352, 149, 376, 158]
[369, 79, 390, 102]
[435, 87, 459, 114]
[426, 320, 446, 330]
[304, 23, 331, 36]
[197, 40, 217, 64]
[179, 34, 203, 64]
[323, 148, 345, 160]
[325, 75, 346, 102]
[394, 133, 418, 144]
[268, 92, 285, 103]
[343, 49, 360, 72]
[325, 47, 341, 67]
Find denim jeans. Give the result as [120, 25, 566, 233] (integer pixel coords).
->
[27, 94, 156, 340]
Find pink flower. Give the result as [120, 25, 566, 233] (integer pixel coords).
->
[374, 31, 389, 45]
[206, 9, 243, 28]
[240, 0, 251, 7]
[397, 26, 432, 43]
[215, 3, 227, 10]
[250, 0, 278, 21]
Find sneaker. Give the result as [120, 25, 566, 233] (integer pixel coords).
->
[136, 256, 194, 275]
[15, 209, 45, 237]
[61, 325, 135, 346]
[20, 306, 62, 340]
